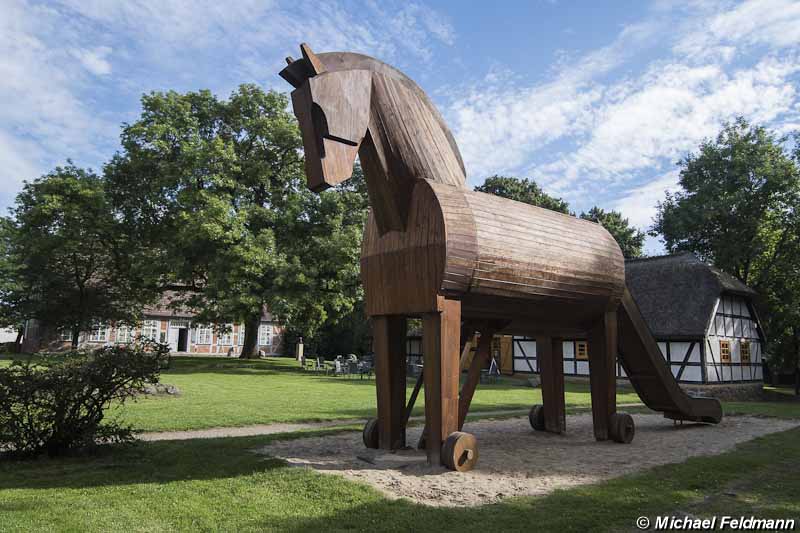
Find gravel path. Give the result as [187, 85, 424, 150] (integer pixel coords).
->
[257, 413, 799, 507]
[137, 409, 532, 441]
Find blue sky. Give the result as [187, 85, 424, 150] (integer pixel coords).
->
[2, 0, 800, 254]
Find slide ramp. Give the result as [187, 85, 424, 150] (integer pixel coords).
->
[618, 288, 722, 424]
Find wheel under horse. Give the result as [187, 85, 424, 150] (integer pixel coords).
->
[280, 44, 634, 471]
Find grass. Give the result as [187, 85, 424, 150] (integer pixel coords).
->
[0, 422, 798, 532]
[1, 354, 799, 531]
[3, 355, 643, 432]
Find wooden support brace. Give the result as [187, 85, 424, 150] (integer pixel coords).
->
[588, 310, 618, 441]
[458, 328, 496, 430]
[373, 315, 407, 449]
[404, 369, 424, 426]
[422, 298, 461, 466]
[537, 336, 566, 434]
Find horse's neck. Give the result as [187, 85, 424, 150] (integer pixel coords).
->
[359, 73, 466, 235]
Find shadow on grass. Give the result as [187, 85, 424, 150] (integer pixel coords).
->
[0, 430, 344, 491]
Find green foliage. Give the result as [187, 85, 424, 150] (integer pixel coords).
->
[651, 118, 800, 375]
[0, 164, 151, 345]
[579, 206, 645, 258]
[474, 175, 570, 214]
[0, 341, 167, 458]
[105, 85, 368, 356]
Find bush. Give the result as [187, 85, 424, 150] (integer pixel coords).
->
[0, 340, 168, 458]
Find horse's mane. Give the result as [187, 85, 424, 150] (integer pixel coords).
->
[316, 52, 466, 177]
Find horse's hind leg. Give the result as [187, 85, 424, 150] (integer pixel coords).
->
[588, 310, 618, 441]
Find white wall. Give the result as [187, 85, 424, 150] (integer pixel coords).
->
[705, 295, 763, 383]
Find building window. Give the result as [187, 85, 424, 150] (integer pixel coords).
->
[740, 341, 751, 363]
[196, 325, 213, 345]
[88, 324, 109, 343]
[238, 324, 246, 345]
[142, 320, 159, 341]
[576, 340, 589, 360]
[59, 329, 73, 342]
[258, 324, 272, 346]
[720, 340, 731, 363]
[116, 325, 133, 344]
[219, 324, 233, 345]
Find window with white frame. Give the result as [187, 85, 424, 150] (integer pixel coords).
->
[219, 324, 233, 345]
[116, 325, 134, 344]
[142, 320, 159, 341]
[88, 324, 110, 343]
[59, 329, 73, 342]
[258, 324, 272, 346]
[196, 325, 213, 345]
[238, 324, 246, 345]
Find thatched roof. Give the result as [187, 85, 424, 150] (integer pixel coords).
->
[625, 252, 756, 339]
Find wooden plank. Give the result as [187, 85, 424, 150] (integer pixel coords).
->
[587, 310, 617, 441]
[372, 315, 407, 449]
[422, 298, 461, 465]
[537, 336, 566, 434]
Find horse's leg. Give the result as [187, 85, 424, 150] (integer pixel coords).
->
[537, 335, 566, 434]
[588, 310, 618, 441]
[373, 315, 407, 449]
[422, 298, 461, 466]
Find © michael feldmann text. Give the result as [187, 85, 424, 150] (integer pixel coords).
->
[653, 515, 796, 530]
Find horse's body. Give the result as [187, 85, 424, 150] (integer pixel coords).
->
[280, 45, 718, 471]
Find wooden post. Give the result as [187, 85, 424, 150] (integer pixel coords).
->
[422, 298, 461, 465]
[588, 310, 618, 441]
[372, 315, 407, 449]
[537, 336, 566, 434]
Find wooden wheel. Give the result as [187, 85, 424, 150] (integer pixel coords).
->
[609, 412, 635, 444]
[528, 404, 546, 431]
[442, 431, 478, 472]
[362, 418, 379, 449]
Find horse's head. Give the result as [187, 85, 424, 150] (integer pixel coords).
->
[280, 44, 371, 192]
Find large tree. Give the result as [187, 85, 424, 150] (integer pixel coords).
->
[474, 175, 570, 214]
[579, 207, 645, 258]
[0, 164, 144, 347]
[651, 118, 800, 390]
[106, 85, 368, 357]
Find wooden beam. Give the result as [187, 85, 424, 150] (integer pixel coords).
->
[404, 369, 424, 426]
[458, 328, 496, 430]
[422, 298, 461, 465]
[372, 315, 407, 449]
[587, 310, 618, 441]
[537, 336, 566, 434]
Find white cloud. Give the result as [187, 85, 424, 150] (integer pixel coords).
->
[71, 46, 113, 76]
[445, 0, 800, 254]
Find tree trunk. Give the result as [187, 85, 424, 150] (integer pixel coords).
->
[794, 327, 799, 396]
[239, 314, 261, 359]
[71, 327, 80, 350]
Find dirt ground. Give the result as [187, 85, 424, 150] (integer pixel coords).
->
[257, 413, 799, 507]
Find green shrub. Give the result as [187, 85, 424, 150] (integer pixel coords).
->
[0, 341, 168, 458]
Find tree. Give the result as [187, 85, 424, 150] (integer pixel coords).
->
[651, 118, 800, 392]
[652, 118, 799, 286]
[106, 85, 368, 358]
[1, 164, 145, 347]
[474, 175, 570, 214]
[579, 207, 645, 258]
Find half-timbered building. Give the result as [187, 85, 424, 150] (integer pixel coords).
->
[510, 253, 765, 384]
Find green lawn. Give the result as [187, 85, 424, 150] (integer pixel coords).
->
[2, 355, 799, 532]
[99, 356, 642, 432]
[1, 422, 798, 532]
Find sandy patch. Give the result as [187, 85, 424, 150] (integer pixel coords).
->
[256, 414, 799, 507]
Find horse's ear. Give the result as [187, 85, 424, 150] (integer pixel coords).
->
[300, 43, 326, 75]
[279, 43, 327, 88]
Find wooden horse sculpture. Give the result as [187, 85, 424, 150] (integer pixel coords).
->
[279, 44, 720, 471]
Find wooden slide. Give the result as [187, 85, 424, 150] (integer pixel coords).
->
[618, 288, 723, 424]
